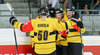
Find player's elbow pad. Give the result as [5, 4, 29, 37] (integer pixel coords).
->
[72, 24, 79, 31]
[60, 31, 67, 37]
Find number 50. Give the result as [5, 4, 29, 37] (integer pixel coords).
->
[38, 30, 48, 41]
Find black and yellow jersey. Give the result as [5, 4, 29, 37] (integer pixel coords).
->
[63, 11, 68, 22]
[56, 11, 68, 46]
[66, 18, 86, 43]
[12, 17, 68, 54]
[58, 11, 86, 46]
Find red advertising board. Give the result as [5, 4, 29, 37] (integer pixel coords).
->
[0, 45, 100, 55]
[0, 45, 34, 55]
[84, 46, 100, 55]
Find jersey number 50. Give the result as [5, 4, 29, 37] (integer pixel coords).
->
[38, 30, 48, 41]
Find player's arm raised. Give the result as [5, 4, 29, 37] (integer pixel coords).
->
[71, 18, 86, 33]
[9, 16, 33, 32]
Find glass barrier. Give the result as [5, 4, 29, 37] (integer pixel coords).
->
[0, 9, 100, 36]
[78, 10, 100, 36]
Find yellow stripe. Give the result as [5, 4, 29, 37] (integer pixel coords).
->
[13, 21, 23, 31]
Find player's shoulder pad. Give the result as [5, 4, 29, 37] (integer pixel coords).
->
[49, 18, 60, 23]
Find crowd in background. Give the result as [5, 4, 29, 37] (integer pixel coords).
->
[0, 0, 100, 14]
[0, 0, 4, 4]
[46, 0, 100, 14]
[27, 0, 100, 14]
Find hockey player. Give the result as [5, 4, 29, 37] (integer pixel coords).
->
[9, 7, 68, 55]
[30, 7, 48, 50]
[66, 11, 86, 55]
[55, 8, 68, 55]
[56, 9, 86, 55]
[55, 8, 63, 55]
[55, 8, 64, 21]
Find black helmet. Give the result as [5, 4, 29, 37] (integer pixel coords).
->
[67, 7, 75, 15]
[49, 8, 56, 17]
[38, 7, 48, 15]
[55, 8, 63, 15]
[72, 11, 79, 19]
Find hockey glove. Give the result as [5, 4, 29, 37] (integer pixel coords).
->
[10, 16, 18, 25]
[71, 18, 84, 28]
[77, 21, 84, 28]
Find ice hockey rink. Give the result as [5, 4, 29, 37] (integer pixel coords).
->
[0, 0, 100, 55]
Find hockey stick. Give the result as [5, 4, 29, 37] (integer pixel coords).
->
[28, 0, 32, 20]
[74, 2, 84, 54]
[76, 11, 84, 55]
[7, 3, 19, 55]
[79, 27, 84, 55]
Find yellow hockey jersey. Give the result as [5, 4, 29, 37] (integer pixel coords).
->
[57, 11, 69, 46]
[13, 18, 68, 54]
[59, 11, 86, 46]
[66, 19, 86, 43]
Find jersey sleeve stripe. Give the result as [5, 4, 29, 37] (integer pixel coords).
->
[65, 22, 68, 30]
[20, 24, 24, 31]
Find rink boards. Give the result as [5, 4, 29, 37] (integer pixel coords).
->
[0, 29, 100, 55]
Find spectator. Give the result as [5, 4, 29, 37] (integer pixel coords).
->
[0, 0, 4, 4]
[46, 0, 59, 8]
[32, 0, 38, 7]
[59, 0, 65, 8]
[33, 0, 38, 4]
[72, 0, 86, 9]
[84, 0, 92, 14]
[72, 0, 89, 14]
[93, 0, 100, 14]
[64, 0, 73, 10]
[86, 0, 92, 9]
